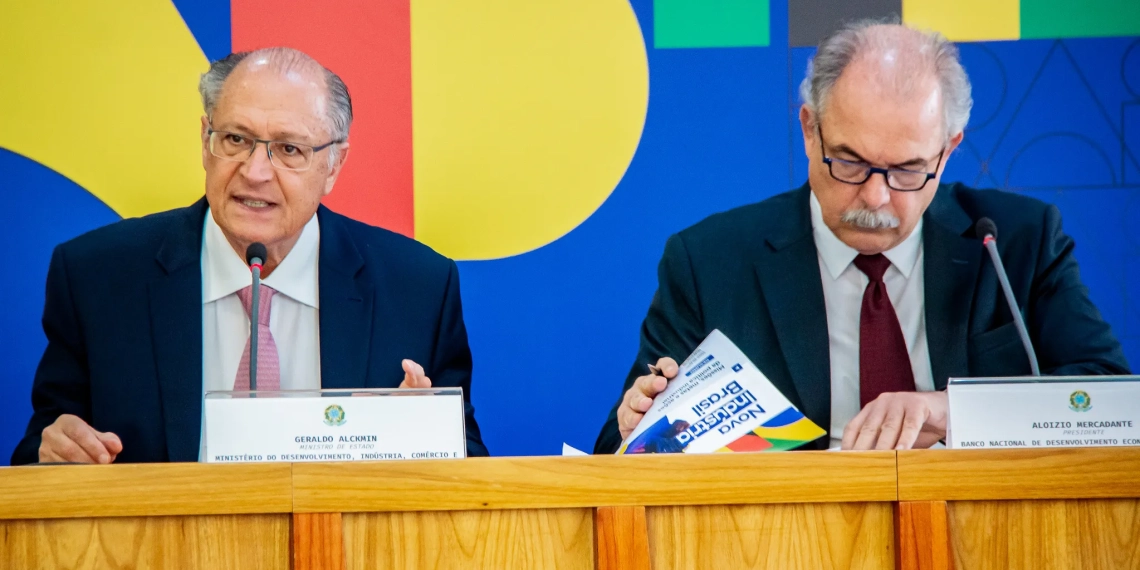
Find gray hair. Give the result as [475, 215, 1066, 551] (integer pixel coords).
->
[799, 19, 973, 140]
[198, 47, 353, 165]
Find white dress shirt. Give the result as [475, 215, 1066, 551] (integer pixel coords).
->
[200, 209, 322, 459]
[809, 192, 935, 449]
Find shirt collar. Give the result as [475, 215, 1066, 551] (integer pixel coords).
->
[809, 190, 924, 280]
[201, 209, 320, 308]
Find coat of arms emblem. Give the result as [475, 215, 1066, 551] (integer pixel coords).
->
[324, 404, 347, 426]
[1069, 391, 1092, 412]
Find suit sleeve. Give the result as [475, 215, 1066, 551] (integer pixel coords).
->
[428, 261, 488, 457]
[593, 233, 707, 454]
[10, 246, 92, 465]
[1029, 205, 1130, 375]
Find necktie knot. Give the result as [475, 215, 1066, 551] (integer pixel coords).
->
[854, 253, 891, 282]
[237, 285, 275, 326]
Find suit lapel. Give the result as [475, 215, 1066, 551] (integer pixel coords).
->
[149, 199, 208, 462]
[317, 207, 374, 390]
[923, 185, 983, 390]
[754, 186, 832, 431]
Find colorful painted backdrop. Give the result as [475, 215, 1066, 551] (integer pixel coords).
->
[2, 0, 1137, 460]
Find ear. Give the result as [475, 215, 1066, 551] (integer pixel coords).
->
[799, 105, 818, 159]
[322, 141, 350, 197]
[200, 116, 211, 170]
[940, 130, 965, 175]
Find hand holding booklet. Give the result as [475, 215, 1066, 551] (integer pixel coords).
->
[618, 330, 826, 454]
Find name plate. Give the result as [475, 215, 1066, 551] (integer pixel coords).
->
[203, 388, 466, 463]
[948, 376, 1140, 449]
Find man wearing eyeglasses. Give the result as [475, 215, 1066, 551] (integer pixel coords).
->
[12, 47, 488, 464]
[595, 22, 1129, 454]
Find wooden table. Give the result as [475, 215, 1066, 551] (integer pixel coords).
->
[1, 448, 1137, 569]
[0, 463, 292, 569]
[896, 447, 1140, 570]
[291, 451, 897, 569]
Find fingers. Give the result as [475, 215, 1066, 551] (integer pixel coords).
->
[841, 396, 890, 451]
[842, 393, 939, 451]
[39, 415, 115, 464]
[634, 373, 668, 404]
[402, 358, 424, 379]
[851, 404, 887, 451]
[840, 405, 870, 450]
[893, 407, 929, 450]
[400, 359, 432, 389]
[654, 357, 679, 379]
[39, 445, 73, 464]
[47, 437, 98, 463]
[618, 379, 652, 439]
[39, 448, 65, 463]
[628, 375, 667, 417]
[617, 384, 643, 436]
[906, 392, 950, 450]
[96, 431, 124, 457]
[62, 419, 114, 463]
[617, 397, 645, 440]
[873, 406, 906, 450]
[618, 366, 674, 439]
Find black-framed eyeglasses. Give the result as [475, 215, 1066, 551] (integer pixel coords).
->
[207, 128, 344, 172]
[818, 127, 944, 192]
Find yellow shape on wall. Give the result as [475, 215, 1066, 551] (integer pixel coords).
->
[0, 1, 207, 218]
[411, 0, 650, 260]
[903, 0, 1020, 42]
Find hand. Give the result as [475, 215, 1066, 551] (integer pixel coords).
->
[618, 357, 678, 440]
[399, 359, 432, 389]
[841, 391, 948, 451]
[39, 414, 122, 464]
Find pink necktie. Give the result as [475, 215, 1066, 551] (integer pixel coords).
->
[233, 285, 281, 391]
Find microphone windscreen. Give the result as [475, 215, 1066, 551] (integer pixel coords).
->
[975, 217, 998, 240]
[246, 242, 268, 266]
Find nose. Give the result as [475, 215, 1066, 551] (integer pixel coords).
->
[858, 173, 892, 210]
[240, 142, 275, 183]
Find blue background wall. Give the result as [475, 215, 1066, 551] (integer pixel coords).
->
[1, 0, 1137, 461]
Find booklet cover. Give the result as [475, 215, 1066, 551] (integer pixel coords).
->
[618, 330, 826, 454]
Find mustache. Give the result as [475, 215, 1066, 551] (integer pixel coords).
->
[841, 208, 900, 229]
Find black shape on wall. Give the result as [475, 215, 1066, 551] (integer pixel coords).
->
[788, 0, 902, 48]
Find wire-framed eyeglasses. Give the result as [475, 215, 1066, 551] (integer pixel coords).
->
[207, 128, 344, 172]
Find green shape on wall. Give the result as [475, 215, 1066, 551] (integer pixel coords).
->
[1021, 0, 1140, 39]
[654, 0, 770, 48]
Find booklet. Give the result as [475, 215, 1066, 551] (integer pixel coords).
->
[618, 330, 826, 454]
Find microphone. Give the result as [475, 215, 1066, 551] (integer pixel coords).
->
[975, 218, 1041, 376]
[245, 243, 268, 391]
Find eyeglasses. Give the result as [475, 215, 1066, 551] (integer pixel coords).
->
[207, 128, 344, 172]
[818, 127, 944, 192]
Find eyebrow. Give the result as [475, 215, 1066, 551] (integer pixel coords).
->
[213, 123, 312, 143]
[212, 122, 253, 135]
[830, 144, 930, 170]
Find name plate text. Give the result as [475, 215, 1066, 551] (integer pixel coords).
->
[948, 376, 1140, 449]
[204, 388, 466, 463]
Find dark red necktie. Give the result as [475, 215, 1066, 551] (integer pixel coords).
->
[854, 254, 916, 407]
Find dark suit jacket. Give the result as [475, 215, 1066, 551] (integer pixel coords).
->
[11, 198, 487, 464]
[595, 183, 1130, 453]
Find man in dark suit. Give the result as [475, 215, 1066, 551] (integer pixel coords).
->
[596, 23, 1129, 454]
[12, 47, 486, 464]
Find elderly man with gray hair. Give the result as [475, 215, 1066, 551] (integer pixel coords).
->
[13, 47, 488, 465]
[596, 21, 1129, 454]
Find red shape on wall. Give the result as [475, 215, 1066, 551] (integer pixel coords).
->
[231, 0, 414, 237]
